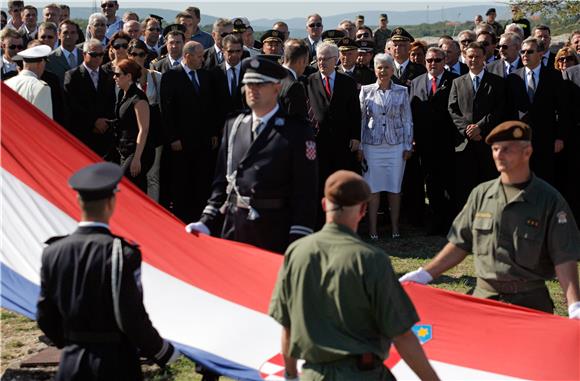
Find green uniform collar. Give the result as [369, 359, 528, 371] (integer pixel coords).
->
[486, 173, 541, 205]
[322, 222, 359, 238]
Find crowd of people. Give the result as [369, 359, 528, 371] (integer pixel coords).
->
[4, 1, 580, 380]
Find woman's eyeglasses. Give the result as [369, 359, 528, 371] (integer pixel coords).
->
[113, 71, 123, 77]
[113, 43, 129, 50]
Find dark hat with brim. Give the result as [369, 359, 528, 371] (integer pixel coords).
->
[241, 57, 287, 84]
[391, 27, 414, 42]
[69, 162, 123, 201]
[321, 29, 346, 43]
[162, 23, 186, 38]
[260, 29, 283, 44]
[357, 39, 375, 52]
[337, 37, 358, 51]
[13, 45, 51, 62]
[486, 8, 496, 15]
[485, 121, 531, 145]
[325, 170, 371, 207]
[149, 14, 163, 23]
[232, 17, 248, 33]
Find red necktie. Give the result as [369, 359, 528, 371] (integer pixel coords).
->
[324, 77, 331, 97]
[431, 77, 437, 95]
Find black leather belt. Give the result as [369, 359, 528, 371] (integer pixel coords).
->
[66, 331, 122, 343]
[477, 278, 546, 294]
[231, 194, 285, 209]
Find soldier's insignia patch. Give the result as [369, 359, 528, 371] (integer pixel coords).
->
[412, 324, 433, 344]
[305, 140, 316, 160]
[557, 211, 567, 224]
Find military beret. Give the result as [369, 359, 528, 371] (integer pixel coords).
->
[325, 170, 371, 207]
[486, 8, 496, 15]
[162, 23, 186, 38]
[69, 162, 123, 201]
[321, 29, 346, 43]
[241, 57, 287, 84]
[485, 121, 532, 145]
[260, 29, 283, 44]
[13, 45, 51, 62]
[391, 27, 414, 42]
[337, 37, 358, 51]
[357, 39, 375, 52]
[232, 17, 249, 33]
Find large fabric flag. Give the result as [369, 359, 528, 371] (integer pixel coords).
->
[1, 83, 578, 380]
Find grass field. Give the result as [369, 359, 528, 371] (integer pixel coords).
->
[0, 226, 574, 379]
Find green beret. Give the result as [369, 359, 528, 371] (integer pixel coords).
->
[485, 121, 532, 145]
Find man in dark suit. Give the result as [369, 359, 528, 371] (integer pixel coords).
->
[46, 20, 83, 86]
[441, 40, 468, 75]
[533, 25, 556, 68]
[411, 47, 459, 235]
[303, 13, 323, 61]
[280, 38, 309, 119]
[160, 41, 221, 223]
[505, 37, 567, 186]
[187, 57, 318, 254]
[448, 42, 504, 210]
[203, 18, 233, 69]
[486, 32, 523, 78]
[150, 29, 184, 74]
[63, 38, 116, 158]
[307, 41, 360, 227]
[211, 34, 245, 117]
[336, 37, 375, 92]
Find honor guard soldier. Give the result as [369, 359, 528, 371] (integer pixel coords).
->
[401, 121, 580, 318]
[37, 162, 180, 381]
[269, 170, 440, 381]
[186, 57, 318, 254]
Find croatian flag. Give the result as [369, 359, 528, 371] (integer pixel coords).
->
[1, 83, 578, 380]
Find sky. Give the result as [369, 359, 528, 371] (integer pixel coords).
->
[28, 0, 505, 19]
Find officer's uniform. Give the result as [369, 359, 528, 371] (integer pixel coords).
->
[336, 37, 376, 92]
[37, 163, 177, 381]
[5, 45, 53, 118]
[269, 171, 418, 380]
[198, 57, 318, 254]
[448, 122, 580, 312]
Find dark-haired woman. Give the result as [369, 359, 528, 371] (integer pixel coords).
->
[112, 58, 154, 191]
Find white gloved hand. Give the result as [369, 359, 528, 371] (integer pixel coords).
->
[185, 221, 210, 235]
[167, 347, 182, 365]
[568, 301, 580, 320]
[399, 267, 433, 284]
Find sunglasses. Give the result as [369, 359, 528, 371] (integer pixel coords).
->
[220, 32, 232, 38]
[479, 41, 490, 46]
[113, 43, 128, 50]
[112, 71, 123, 77]
[8, 44, 24, 50]
[225, 49, 242, 54]
[147, 27, 161, 32]
[308, 23, 322, 28]
[39, 35, 55, 40]
[520, 49, 535, 55]
[101, 3, 116, 8]
[356, 33, 370, 38]
[87, 51, 105, 57]
[557, 56, 576, 63]
[459, 39, 473, 45]
[426, 58, 443, 63]
[129, 51, 147, 58]
[498, 44, 510, 50]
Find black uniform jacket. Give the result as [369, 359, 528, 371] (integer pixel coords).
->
[37, 226, 174, 380]
[200, 108, 318, 253]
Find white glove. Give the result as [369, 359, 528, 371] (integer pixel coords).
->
[568, 301, 580, 320]
[399, 267, 433, 284]
[185, 221, 210, 235]
[167, 347, 182, 365]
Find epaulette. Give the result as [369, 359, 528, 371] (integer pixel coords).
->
[44, 235, 68, 245]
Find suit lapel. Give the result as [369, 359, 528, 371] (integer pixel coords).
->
[79, 65, 97, 93]
[461, 74, 474, 105]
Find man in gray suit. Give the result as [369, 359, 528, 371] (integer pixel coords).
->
[46, 19, 82, 86]
[486, 32, 523, 78]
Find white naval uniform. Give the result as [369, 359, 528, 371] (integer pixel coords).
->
[5, 69, 53, 119]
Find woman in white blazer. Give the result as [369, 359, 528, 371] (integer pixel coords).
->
[359, 53, 413, 240]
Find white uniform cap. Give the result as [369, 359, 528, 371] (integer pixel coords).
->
[231, 16, 250, 27]
[13, 45, 52, 62]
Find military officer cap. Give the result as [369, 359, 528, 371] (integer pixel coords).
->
[241, 57, 287, 84]
[69, 162, 124, 201]
[485, 121, 532, 145]
[357, 39, 375, 52]
[149, 14, 163, 24]
[337, 37, 358, 52]
[379, 13, 388, 21]
[257, 53, 282, 63]
[162, 23, 186, 38]
[321, 29, 346, 43]
[13, 45, 51, 63]
[232, 17, 250, 33]
[391, 27, 414, 42]
[486, 8, 496, 15]
[260, 29, 283, 44]
[325, 170, 371, 207]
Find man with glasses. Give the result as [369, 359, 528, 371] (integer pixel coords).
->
[487, 32, 523, 78]
[5, 44, 53, 118]
[441, 40, 468, 75]
[532, 25, 556, 68]
[64, 38, 116, 157]
[151, 29, 185, 74]
[337, 37, 375, 91]
[204, 18, 234, 69]
[411, 47, 459, 235]
[304, 13, 323, 61]
[46, 20, 82, 86]
[141, 17, 162, 54]
[37, 21, 58, 49]
[457, 29, 476, 63]
[20, 5, 38, 46]
[505, 37, 567, 186]
[448, 41, 505, 211]
[100, 0, 123, 40]
[476, 30, 497, 64]
[212, 34, 245, 115]
[1, 28, 24, 79]
[5, 0, 24, 31]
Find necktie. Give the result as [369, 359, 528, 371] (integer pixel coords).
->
[172, 60, 180, 67]
[230, 67, 237, 95]
[189, 70, 200, 94]
[217, 50, 224, 64]
[91, 70, 99, 89]
[473, 75, 480, 93]
[505, 63, 512, 77]
[68, 52, 76, 68]
[527, 71, 536, 102]
[430, 76, 437, 95]
[395, 65, 401, 78]
[252, 118, 263, 141]
[448, 66, 455, 74]
[323, 76, 331, 97]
